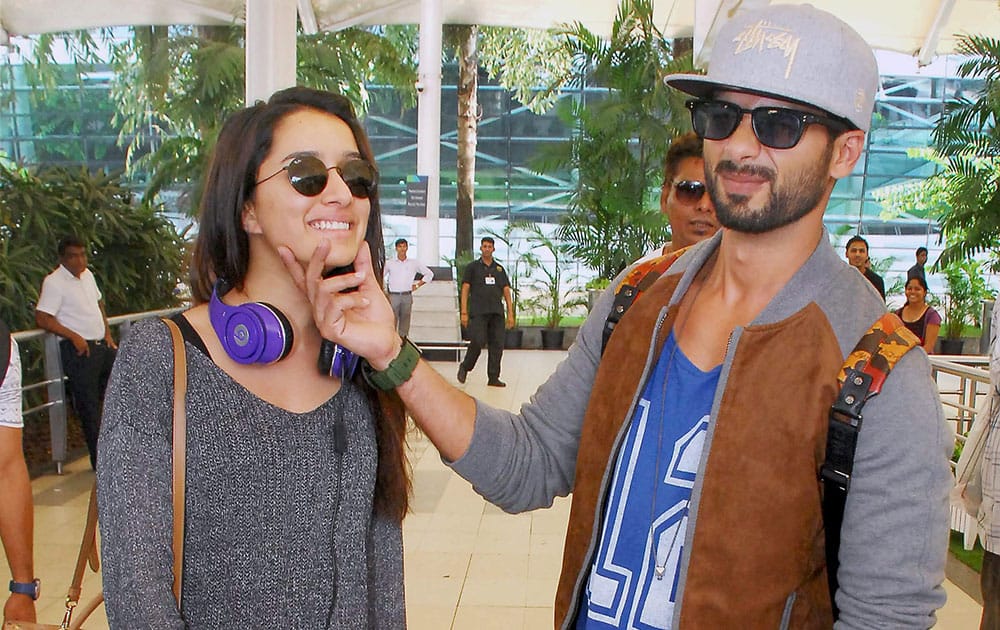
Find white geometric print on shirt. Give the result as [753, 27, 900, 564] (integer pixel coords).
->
[586, 405, 710, 630]
[587, 399, 654, 625]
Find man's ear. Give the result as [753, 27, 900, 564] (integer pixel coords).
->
[829, 129, 866, 179]
[242, 202, 262, 235]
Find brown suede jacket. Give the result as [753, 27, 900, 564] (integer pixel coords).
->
[451, 234, 951, 630]
[558, 271, 840, 628]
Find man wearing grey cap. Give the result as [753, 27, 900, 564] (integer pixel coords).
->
[302, 4, 951, 629]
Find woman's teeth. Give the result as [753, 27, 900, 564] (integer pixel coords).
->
[309, 220, 349, 231]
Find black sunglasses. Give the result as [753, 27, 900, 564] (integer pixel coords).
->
[256, 155, 377, 198]
[672, 180, 707, 204]
[686, 99, 850, 150]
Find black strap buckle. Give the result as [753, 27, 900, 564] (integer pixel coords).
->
[819, 368, 872, 493]
[602, 284, 637, 352]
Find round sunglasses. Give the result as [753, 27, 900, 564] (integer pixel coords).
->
[256, 155, 377, 198]
[686, 99, 850, 150]
[672, 179, 707, 204]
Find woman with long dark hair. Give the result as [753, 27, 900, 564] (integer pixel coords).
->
[896, 275, 942, 353]
[97, 87, 409, 629]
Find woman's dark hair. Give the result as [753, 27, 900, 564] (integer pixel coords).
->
[906, 275, 929, 293]
[191, 86, 386, 301]
[190, 86, 409, 520]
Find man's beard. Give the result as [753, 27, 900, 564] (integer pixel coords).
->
[707, 143, 833, 234]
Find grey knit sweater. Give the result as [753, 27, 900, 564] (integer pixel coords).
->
[96, 319, 404, 629]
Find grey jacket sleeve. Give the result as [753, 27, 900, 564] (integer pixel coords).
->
[96, 320, 186, 629]
[833, 349, 952, 629]
[449, 283, 616, 513]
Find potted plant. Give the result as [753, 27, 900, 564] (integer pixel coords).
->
[482, 222, 538, 349]
[521, 224, 587, 350]
[940, 259, 995, 354]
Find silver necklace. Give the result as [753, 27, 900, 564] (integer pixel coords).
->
[649, 273, 706, 581]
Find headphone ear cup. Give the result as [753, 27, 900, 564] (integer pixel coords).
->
[210, 288, 294, 365]
[245, 302, 294, 363]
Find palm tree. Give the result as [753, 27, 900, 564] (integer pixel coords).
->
[534, 0, 692, 280]
[453, 24, 479, 262]
[446, 25, 575, 265]
[930, 34, 1000, 268]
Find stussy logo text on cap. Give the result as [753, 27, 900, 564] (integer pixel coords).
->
[732, 19, 800, 80]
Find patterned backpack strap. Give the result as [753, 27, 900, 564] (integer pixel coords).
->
[821, 312, 920, 620]
[836, 312, 921, 396]
[601, 247, 690, 353]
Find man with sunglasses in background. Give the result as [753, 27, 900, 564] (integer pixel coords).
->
[659, 132, 719, 254]
[357, 4, 950, 628]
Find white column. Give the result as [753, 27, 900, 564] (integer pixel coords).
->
[245, 0, 298, 105]
[416, 0, 443, 264]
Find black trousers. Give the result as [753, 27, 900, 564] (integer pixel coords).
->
[984, 550, 1000, 630]
[461, 313, 505, 381]
[60, 339, 116, 469]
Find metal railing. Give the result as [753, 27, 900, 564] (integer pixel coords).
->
[931, 355, 990, 439]
[12, 307, 183, 474]
[929, 354, 991, 551]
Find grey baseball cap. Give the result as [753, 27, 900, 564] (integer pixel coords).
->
[664, 4, 878, 131]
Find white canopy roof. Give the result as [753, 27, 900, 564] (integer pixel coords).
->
[5, 0, 1000, 64]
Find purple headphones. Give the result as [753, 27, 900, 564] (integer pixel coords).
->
[209, 280, 294, 364]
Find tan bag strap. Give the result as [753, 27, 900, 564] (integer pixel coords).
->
[162, 318, 187, 608]
[65, 481, 100, 603]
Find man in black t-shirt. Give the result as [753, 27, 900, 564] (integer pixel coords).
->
[458, 237, 515, 387]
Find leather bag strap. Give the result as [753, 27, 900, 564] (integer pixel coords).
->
[66, 480, 100, 604]
[162, 318, 187, 608]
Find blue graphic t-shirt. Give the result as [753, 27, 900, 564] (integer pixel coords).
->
[576, 331, 721, 630]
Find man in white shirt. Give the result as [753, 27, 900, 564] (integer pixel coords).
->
[35, 236, 117, 470]
[0, 320, 38, 625]
[383, 238, 433, 337]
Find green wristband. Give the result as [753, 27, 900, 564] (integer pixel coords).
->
[363, 338, 421, 390]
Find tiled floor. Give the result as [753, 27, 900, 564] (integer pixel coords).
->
[4, 349, 986, 628]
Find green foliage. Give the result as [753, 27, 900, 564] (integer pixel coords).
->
[586, 277, 611, 291]
[532, 0, 692, 279]
[520, 224, 587, 329]
[872, 148, 953, 222]
[479, 26, 574, 114]
[0, 164, 185, 331]
[940, 257, 995, 339]
[23, 25, 417, 215]
[928, 34, 1000, 268]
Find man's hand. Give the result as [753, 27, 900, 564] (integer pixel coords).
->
[278, 240, 398, 369]
[104, 331, 118, 350]
[70, 333, 89, 356]
[3, 592, 36, 624]
[506, 313, 515, 330]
